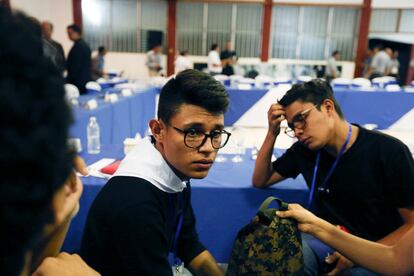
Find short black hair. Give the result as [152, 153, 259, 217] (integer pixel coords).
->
[211, 43, 218, 51]
[67, 23, 81, 34]
[98, 46, 106, 53]
[279, 79, 344, 118]
[0, 7, 73, 275]
[332, 50, 340, 56]
[157, 69, 229, 123]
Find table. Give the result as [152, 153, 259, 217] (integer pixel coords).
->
[70, 87, 159, 148]
[225, 87, 414, 130]
[62, 144, 308, 262]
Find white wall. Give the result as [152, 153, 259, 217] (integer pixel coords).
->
[372, 0, 414, 8]
[273, 0, 363, 5]
[105, 52, 166, 80]
[10, 0, 73, 54]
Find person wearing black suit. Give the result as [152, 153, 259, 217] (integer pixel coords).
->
[66, 24, 91, 94]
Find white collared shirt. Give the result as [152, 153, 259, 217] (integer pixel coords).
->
[114, 137, 187, 193]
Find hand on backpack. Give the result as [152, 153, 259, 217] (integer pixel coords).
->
[276, 203, 322, 234]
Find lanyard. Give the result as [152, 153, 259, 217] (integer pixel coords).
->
[171, 183, 187, 267]
[307, 124, 353, 209]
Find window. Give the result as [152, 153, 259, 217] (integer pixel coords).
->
[82, 0, 166, 53]
[270, 5, 358, 61]
[177, 2, 263, 57]
[369, 9, 399, 33]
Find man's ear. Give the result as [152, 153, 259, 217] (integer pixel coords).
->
[149, 119, 164, 141]
[322, 99, 335, 116]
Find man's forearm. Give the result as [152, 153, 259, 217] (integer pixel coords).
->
[310, 218, 400, 275]
[188, 250, 224, 276]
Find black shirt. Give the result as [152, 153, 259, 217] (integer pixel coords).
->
[273, 126, 414, 241]
[66, 38, 91, 94]
[220, 50, 237, 76]
[80, 176, 205, 276]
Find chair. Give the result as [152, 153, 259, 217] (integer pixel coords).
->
[64, 83, 80, 100]
[214, 74, 230, 86]
[351, 78, 371, 89]
[255, 75, 273, 88]
[273, 77, 292, 86]
[296, 75, 312, 83]
[331, 78, 352, 89]
[86, 81, 102, 92]
[237, 78, 255, 90]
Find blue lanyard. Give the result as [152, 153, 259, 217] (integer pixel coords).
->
[307, 124, 353, 209]
[171, 184, 187, 266]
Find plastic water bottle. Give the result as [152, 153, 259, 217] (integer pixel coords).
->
[87, 117, 100, 154]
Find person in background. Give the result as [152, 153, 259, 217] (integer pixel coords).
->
[0, 7, 97, 276]
[175, 50, 193, 74]
[325, 50, 340, 83]
[367, 47, 392, 80]
[41, 21, 65, 74]
[277, 203, 414, 275]
[220, 41, 237, 76]
[207, 43, 222, 76]
[91, 46, 107, 81]
[81, 69, 230, 275]
[252, 79, 414, 275]
[388, 50, 400, 81]
[66, 24, 92, 94]
[362, 48, 374, 78]
[146, 44, 163, 77]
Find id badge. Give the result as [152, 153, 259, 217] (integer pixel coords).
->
[173, 263, 184, 276]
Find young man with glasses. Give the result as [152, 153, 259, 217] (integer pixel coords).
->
[252, 79, 414, 275]
[81, 69, 230, 275]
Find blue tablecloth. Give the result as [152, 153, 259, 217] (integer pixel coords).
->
[62, 144, 308, 262]
[70, 87, 159, 148]
[225, 87, 414, 130]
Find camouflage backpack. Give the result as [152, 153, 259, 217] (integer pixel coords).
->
[226, 196, 304, 276]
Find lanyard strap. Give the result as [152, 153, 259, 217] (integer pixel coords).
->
[307, 124, 353, 208]
[171, 183, 187, 266]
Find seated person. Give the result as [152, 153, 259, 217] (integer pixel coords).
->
[252, 79, 414, 275]
[277, 204, 414, 275]
[81, 69, 230, 275]
[0, 7, 97, 276]
[91, 46, 107, 80]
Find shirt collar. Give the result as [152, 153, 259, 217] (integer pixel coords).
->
[114, 137, 187, 193]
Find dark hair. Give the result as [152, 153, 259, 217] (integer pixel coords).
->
[157, 69, 229, 123]
[332, 50, 340, 56]
[211, 43, 218, 51]
[98, 46, 106, 53]
[67, 23, 81, 34]
[180, 50, 188, 56]
[0, 7, 73, 275]
[279, 79, 344, 118]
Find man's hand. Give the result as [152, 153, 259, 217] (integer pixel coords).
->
[325, 251, 354, 275]
[267, 103, 286, 136]
[276, 203, 321, 234]
[33, 253, 100, 276]
[52, 156, 88, 226]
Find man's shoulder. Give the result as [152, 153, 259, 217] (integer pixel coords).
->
[358, 127, 408, 152]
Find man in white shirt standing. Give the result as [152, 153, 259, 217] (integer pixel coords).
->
[207, 44, 222, 76]
[175, 50, 193, 74]
[325, 50, 340, 83]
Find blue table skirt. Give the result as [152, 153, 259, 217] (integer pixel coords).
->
[62, 144, 308, 263]
[70, 87, 159, 148]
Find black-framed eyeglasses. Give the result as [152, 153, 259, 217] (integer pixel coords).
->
[172, 126, 231, 149]
[285, 105, 319, 138]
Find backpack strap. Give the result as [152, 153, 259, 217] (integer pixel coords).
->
[259, 196, 289, 212]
